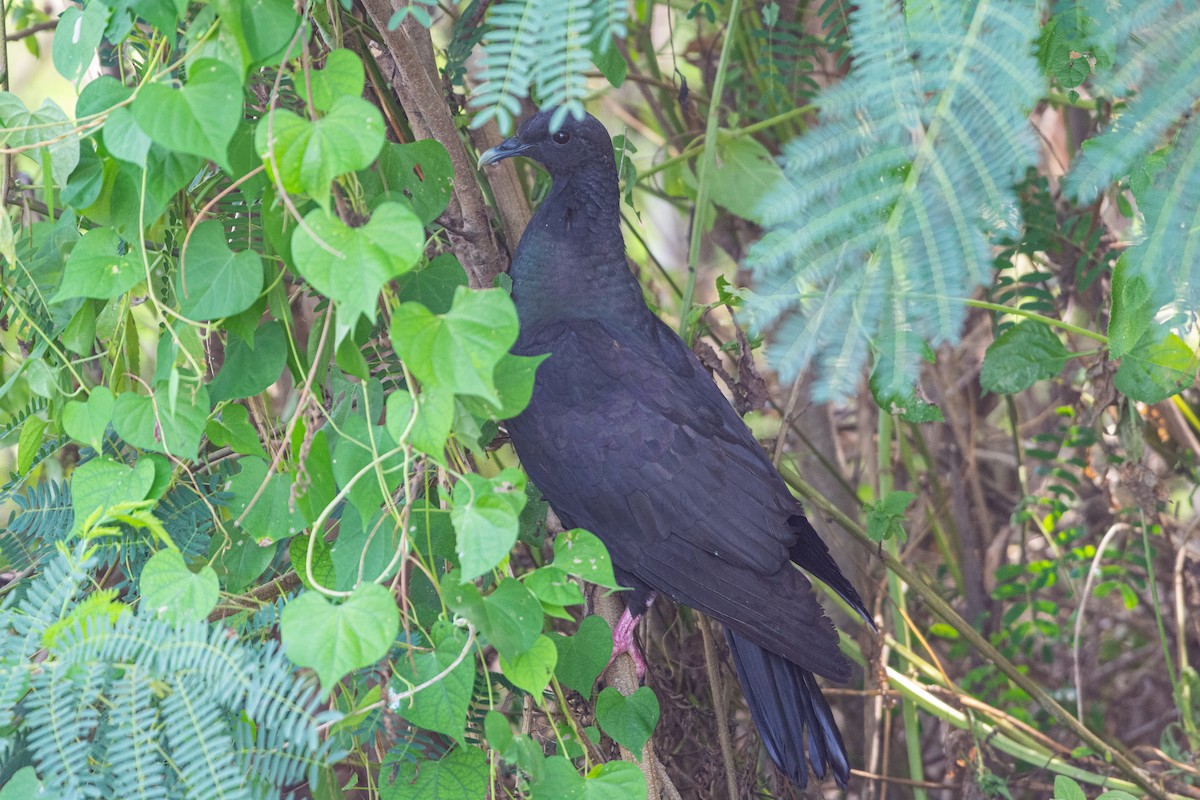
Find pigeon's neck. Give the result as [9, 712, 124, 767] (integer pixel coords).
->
[509, 164, 651, 331]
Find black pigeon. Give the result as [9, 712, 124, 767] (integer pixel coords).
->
[479, 109, 871, 789]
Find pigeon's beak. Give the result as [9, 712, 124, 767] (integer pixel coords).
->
[478, 137, 530, 168]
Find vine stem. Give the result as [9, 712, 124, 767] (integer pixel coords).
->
[962, 297, 1108, 343]
[679, 0, 743, 335]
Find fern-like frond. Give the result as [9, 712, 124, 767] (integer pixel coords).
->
[472, 0, 616, 132]
[1124, 118, 1200, 316]
[589, 0, 628, 50]
[24, 662, 112, 798]
[744, 0, 1043, 400]
[2, 480, 73, 573]
[535, 0, 592, 126]
[1067, 4, 1200, 201]
[0, 398, 48, 439]
[471, 0, 542, 133]
[163, 678, 249, 800]
[1065, 3, 1200, 319]
[103, 672, 169, 800]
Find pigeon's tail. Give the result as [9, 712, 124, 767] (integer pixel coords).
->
[725, 628, 850, 789]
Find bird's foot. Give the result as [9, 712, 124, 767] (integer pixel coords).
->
[606, 592, 656, 681]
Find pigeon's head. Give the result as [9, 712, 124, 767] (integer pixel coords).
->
[477, 109, 614, 177]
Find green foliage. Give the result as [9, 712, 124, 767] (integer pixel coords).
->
[2, 0, 1197, 796]
[472, 0, 627, 133]
[0, 546, 334, 798]
[745, 0, 1044, 401]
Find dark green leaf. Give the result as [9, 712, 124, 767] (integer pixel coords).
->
[208, 320, 288, 401]
[383, 745, 488, 800]
[177, 220, 263, 320]
[205, 402, 268, 457]
[394, 620, 475, 744]
[446, 577, 542, 660]
[228, 456, 308, 544]
[595, 686, 660, 755]
[290, 532, 337, 592]
[552, 615, 612, 696]
[980, 321, 1070, 394]
[375, 140, 455, 225]
[394, 253, 468, 314]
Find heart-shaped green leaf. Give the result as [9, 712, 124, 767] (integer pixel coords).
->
[256, 95, 384, 207]
[62, 386, 115, 451]
[306, 49, 365, 112]
[446, 577, 542, 661]
[281, 582, 399, 692]
[375, 139, 455, 225]
[0, 94, 79, 185]
[552, 615, 612, 696]
[52, 3, 109, 81]
[133, 59, 242, 164]
[112, 382, 210, 460]
[393, 621, 474, 743]
[385, 384, 455, 461]
[205, 403, 267, 457]
[71, 457, 155, 524]
[391, 286, 519, 404]
[499, 634, 557, 696]
[1115, 329, 1197, 403]
[177, 220, 263, 320]
[385, 746, 488, 800]
[228, 457, 308, 544]
[595, 686, 659, 756]
[290, 203, 423, 327]
[451, 470, 526, 580]
[525, 566, 585, 608]
[140, 549, 220, 623]
[208, 321, 288, 402]
[53, 227, 142, 302]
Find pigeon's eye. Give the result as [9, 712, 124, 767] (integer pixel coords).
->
[552, 130, 571, 145]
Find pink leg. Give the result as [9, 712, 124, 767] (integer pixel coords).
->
[607, 592, 656, 680]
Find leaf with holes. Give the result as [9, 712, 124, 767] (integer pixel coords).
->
[451, 470, 527, 580]
[53, 227, 142, 302]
